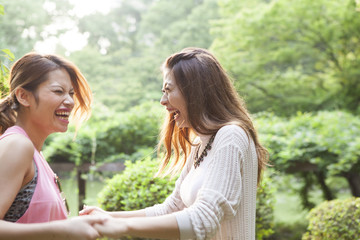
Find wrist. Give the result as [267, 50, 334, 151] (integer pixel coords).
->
[109, 211, 117, 217]
[125, 218, 135, 235]
[44, 221, 67, 239]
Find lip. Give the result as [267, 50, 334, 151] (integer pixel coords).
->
[56, 117, 69, 124]
[55, 108, 72, 124]
[166, 107, 178, 113]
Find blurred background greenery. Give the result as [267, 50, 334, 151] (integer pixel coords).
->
[1, 0, 360, 239]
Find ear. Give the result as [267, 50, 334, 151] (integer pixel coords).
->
[15, 87, 32, 107]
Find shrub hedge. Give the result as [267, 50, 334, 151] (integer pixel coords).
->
[98, 157, 275, 239]
[302, 197, 360, 240]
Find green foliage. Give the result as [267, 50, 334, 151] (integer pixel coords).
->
[0, 5, 15, 96]
[1, 0, 219, 112]
[302, 197, 360, 240]
[98, 158, 275, 239]
[138, 0, 219, 53]
[43, 101, 164, 165]
[93, 101, 164, 160]
[0, 0, 73, 57]
[0, 4, 4, 15]
[256, 174, 275, 240]
[257, 111, 360, 176]
[271, 221, 308, 240]
[72, 0, 219, 111]
[256, 111, 360, 208]
[212, 0, 360, 115]
[98, 157, 175, 211]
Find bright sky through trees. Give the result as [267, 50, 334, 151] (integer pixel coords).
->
[35, 0, 117, 54]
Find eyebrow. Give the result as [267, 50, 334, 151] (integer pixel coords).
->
[49, 84, 74, 92]
[164, 82, 173, 87]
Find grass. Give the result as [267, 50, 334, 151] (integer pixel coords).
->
[62, 176, 105, 217]
[273, 191, 308, 224]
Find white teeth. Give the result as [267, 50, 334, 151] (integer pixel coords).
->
[56, 111, 70, 117]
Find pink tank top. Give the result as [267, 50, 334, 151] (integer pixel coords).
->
[1, 126, 68, 223]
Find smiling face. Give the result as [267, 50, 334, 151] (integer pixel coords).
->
[160, 70, 190, 129]
[28, 68, 75, 135]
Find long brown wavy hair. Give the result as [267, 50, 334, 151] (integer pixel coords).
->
[0, 52, 92, 134]
[157, 47, 268, 185]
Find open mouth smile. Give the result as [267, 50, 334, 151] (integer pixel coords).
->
[55, 110, 71, 122]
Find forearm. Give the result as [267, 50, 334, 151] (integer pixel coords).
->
[96, 214, 180, 239]
[126, 214, 179, 239]
[0, 220, 66, 240]
[110, 209, 146, 218]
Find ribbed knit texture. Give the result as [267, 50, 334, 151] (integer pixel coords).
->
[146, 125, 258, 239]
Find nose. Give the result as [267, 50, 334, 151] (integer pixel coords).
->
[64, 93, 75, 108]
[160, 94, 167, 106]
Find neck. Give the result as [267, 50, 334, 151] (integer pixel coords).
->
[194, 133, 212, 155]
[15, 119, 48, 152]
[198, 134, 212, 145]
[195, 132, 212, 145]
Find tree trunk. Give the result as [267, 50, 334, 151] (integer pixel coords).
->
[344, 173, 360, 197]
[315, 171, 335, 200]
[300, 172, 315, 210]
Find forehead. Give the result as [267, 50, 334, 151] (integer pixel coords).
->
[42, 68, 73, 88]
[162, 70, 176, 86]
[163, 77, 175, 87]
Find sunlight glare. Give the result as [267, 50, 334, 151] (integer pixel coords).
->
[35, 0, 117, 54]
[69, 0, 118, 17]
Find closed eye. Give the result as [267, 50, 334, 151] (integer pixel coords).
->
[162, 87, 170, 93]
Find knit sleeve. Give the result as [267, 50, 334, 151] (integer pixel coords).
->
[181, 125, 250, 239]
[144, 150, 194, 216]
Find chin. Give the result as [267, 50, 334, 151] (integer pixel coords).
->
[57, 126, 69, 133]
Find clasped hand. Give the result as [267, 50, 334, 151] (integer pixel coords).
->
[79, 205, 128, 239]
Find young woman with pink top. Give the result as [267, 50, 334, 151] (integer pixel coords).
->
[0, 52, 104, 239]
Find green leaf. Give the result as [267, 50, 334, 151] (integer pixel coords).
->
[1, 49, 15, 61]
[0, 5, 4, 15]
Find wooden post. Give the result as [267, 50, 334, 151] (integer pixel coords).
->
[77, 169, 86, 212]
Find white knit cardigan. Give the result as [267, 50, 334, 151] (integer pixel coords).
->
[145, 125, 258, 240]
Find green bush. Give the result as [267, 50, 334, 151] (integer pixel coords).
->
[302, 197, 360, 240]
[256, 111, 360, 209]
[98, 158, 275, 239]
[267, 221, 308, 240]
[44, 101, 164, 165]
[257, 175, 275, 240]
[98, 157, 175, 211]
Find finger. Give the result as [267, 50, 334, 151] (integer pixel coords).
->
[78, 210, 88, 216]
[87, 226, 101, 239]
[93, 223, 106, 234]
[73, 215, 107, 225]
[79, 206, 95, 215]
[87, 215, 109, 225]
[82, 226, 101, 240]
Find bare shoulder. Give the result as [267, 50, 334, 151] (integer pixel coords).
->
[0, 134, 34, 218]
[0, 134, 34, 165]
